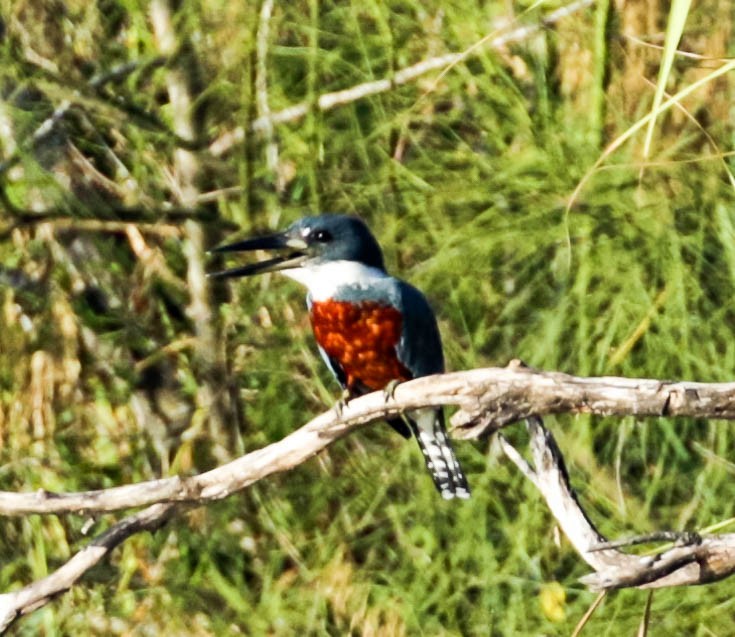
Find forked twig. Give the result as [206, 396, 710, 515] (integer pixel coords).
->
[500, 416, 735, 591]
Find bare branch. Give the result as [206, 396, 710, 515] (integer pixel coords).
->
[0, 503, 176, 633]
[0, 400, 362, 516]
[3, 364, 735, 630]
[447, 363, 735, 438]
[2, 364, 735, 516]
[208, 0, 595, 156]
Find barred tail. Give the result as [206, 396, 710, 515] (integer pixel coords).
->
[409, 408, 470, 500]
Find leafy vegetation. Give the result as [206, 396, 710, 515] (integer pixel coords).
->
[1, 0, 735, 634]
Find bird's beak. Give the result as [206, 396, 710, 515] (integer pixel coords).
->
[208, 232, 309, 279]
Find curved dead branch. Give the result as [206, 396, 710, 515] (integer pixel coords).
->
[2, 363, 735, 632]
[2, 364, 735, 517]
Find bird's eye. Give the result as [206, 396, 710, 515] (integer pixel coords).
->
[312, 229, 332, 243]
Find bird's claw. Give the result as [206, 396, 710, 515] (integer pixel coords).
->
[383, 379, 400, 403]
[334, 388, 351, 418]
[334, 399, 345, 418]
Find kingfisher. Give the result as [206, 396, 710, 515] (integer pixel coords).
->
[210, 214, 470, 500]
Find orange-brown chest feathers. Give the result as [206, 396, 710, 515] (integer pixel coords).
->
[310, 300, 412, 392]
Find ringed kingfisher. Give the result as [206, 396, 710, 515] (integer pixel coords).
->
[210, 214, 470, 500]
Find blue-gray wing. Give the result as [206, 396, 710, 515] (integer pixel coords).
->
[394, 280, 445, 378]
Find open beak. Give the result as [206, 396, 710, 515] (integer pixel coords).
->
[208, 232, 309, 279]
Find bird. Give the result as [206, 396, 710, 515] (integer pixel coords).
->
[209, 214, 470, 500]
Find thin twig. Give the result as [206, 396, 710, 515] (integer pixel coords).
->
[0, 205, 225, 242]
[0, 100, 72, 176]
[589, 531, 702, 552]
[209, 0, 595, 156]
[256, 0, 280, 188]
[637, 590, 653, 637]
[89, 56, 167, 89]
[571, 591, 606, 637]
[496, 433, 541, 488]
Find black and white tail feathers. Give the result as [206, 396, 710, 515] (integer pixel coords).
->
[408, 408, 470, 500]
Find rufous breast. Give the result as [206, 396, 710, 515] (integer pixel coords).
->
[310, 299, 412, 392]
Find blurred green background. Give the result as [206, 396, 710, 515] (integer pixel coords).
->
[1, 0, 735, 634]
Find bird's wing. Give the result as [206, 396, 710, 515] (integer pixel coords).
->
[393, 280, 445, 377]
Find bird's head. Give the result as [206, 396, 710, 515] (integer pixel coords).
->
[209, 214, 385, 279]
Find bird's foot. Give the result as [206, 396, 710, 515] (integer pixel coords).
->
[383, 379, 401, 403]
[334, 388, 351, 418]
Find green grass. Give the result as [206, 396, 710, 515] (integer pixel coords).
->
[1, 0, 735, 634]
